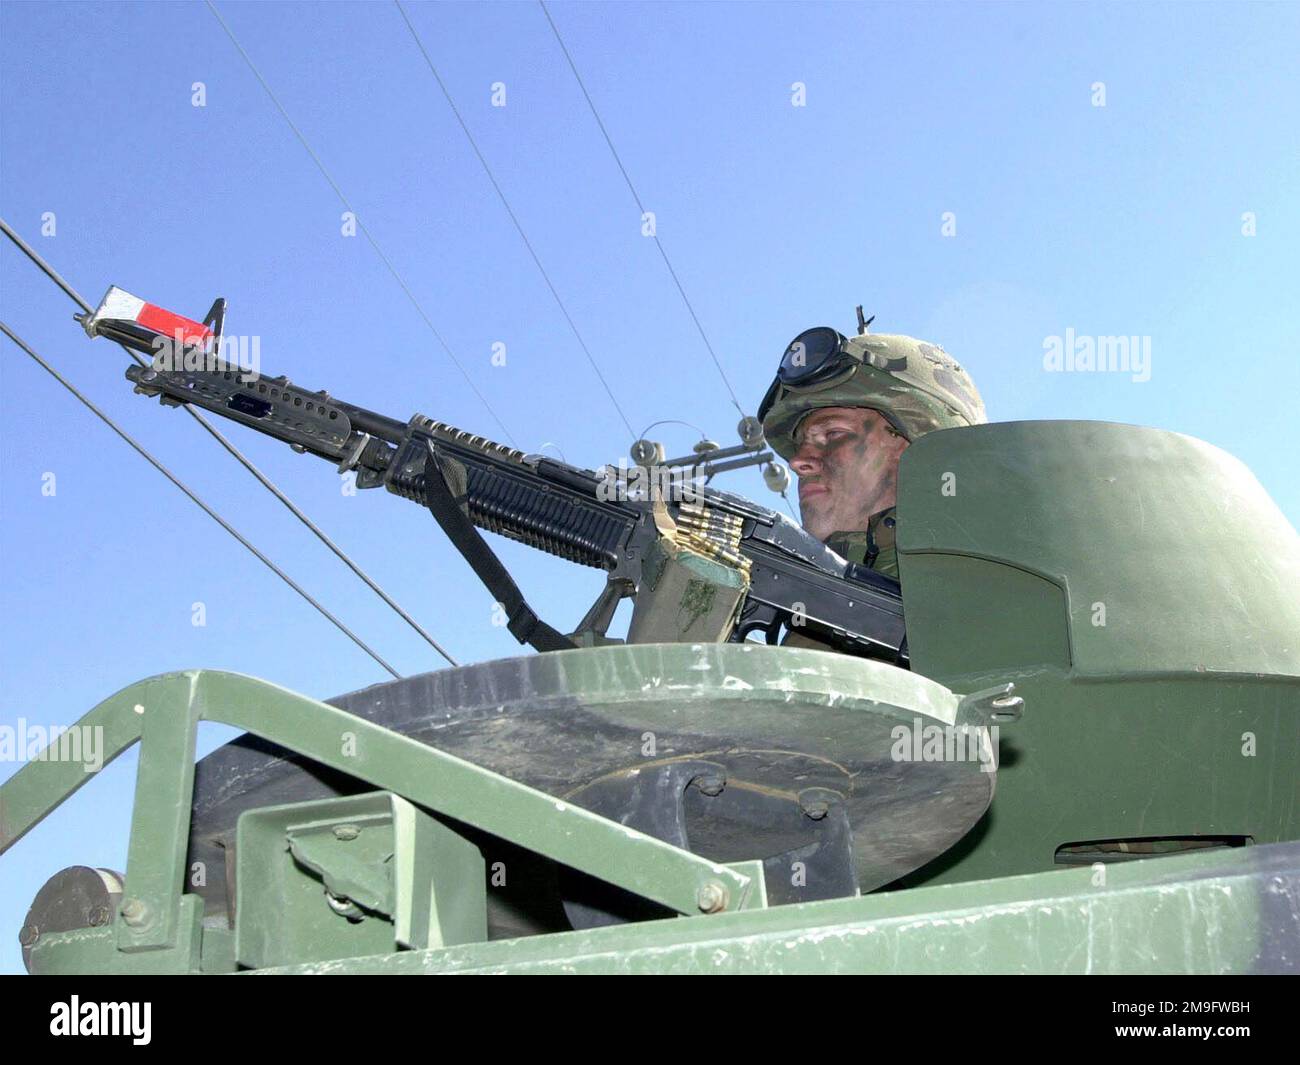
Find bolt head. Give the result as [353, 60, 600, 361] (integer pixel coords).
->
[120, 898, 149, 928]
[325, 892, 363, 920]
[332, 824, 361, 841]
[696, 881, 728, 914]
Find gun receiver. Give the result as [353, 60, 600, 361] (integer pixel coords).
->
[86, 287, 907, 664]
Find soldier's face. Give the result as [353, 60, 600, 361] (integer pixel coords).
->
[788, 407, 909, 542]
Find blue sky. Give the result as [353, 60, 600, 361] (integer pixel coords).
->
[1, 0, 1297, 973]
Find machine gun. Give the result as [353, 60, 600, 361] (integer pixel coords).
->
[79, 287, 907, 664]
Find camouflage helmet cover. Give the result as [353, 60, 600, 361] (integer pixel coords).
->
[760, 332, 987, 461]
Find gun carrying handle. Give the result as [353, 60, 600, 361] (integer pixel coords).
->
[420, 440, 574, 654]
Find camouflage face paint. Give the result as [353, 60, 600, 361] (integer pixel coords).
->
[789, 407, 909, 541]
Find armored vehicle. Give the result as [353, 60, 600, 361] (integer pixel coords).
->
[6, 404, 1298, 973]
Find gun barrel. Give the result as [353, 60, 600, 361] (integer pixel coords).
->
[338, 403, 407, 444]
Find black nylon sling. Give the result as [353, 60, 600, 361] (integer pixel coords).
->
[420, 440, 573, 653]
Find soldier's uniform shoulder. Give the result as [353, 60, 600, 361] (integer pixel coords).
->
[826, 507, 898, 579]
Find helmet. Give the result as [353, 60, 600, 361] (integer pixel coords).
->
[758, 327, 987, 461]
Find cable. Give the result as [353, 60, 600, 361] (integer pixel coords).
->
[393, 0, 638, 441]
[1, 217, 458, 668]
[534, 441, 568, 463]
[0, 218, 88, 311]
[1, 321, 402, 680]
[539, 0, 747, 420]
[637, 419, 708, 445]
[204, 0, 517, 449]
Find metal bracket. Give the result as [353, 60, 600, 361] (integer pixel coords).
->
[956, 682, 1025, 727]
[569, 577, 630, 647]
[236, 791, 486, 968]
[0, 670, 766, 973]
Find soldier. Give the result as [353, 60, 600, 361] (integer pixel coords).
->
[758, 317, 987, 577]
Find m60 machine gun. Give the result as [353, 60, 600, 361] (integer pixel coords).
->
[79, 287, 908, 662]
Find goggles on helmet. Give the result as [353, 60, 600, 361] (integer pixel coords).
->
[757, 326, 862, 423]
